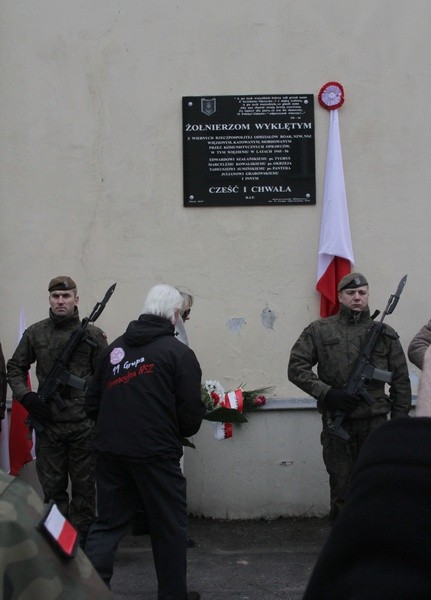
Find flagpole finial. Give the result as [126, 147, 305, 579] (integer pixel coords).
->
[318, 82, 344, 111]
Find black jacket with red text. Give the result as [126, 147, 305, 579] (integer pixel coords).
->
[85, 314, 205, 461]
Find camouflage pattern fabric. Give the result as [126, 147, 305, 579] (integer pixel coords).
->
[320, 414, 387, 521]
[7, 310, 107, 421]
[288, 304, 412, 419]
[6, 309, 107, 534]
[288, 303, 412, 519]
[0, 469, 113, 600]
[407, 318, 431, 370]
[35, 419, 96, 533]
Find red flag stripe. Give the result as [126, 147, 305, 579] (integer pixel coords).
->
[8, 308, 34, 475]
[316, 256, 351, 317]
[9, 400, 33, 476]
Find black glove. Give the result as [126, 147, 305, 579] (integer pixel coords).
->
[324, 388, 359, 413]
[21, 392, 51, 422]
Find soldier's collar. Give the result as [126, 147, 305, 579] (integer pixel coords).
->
[49, 307, 80, 327]
[339, 304, 370, 322]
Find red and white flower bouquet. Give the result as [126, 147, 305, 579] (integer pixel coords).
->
[201, 380, 274, 441]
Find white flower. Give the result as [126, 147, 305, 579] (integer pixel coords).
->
[204, 379, 225, 401]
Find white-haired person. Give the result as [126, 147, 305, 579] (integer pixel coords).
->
[175, 289, 194, 346]
[84, 284, 206, 600]
[303, 345, 431, 599]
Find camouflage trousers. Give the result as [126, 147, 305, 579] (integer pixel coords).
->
[321, 414, 387, 523]
[35, 418, 96, 534]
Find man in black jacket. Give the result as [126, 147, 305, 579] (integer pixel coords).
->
[84, 284, 205, 600]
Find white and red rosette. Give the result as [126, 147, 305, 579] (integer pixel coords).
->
[212, 389, 244, 440]
[318, 82, 345, 111]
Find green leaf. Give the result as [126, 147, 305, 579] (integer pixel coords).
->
[204, 407, 248, 423]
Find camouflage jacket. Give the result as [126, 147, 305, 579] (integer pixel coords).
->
[288, 304, 412, 419]
[407, 319, 431, 370]
[0, 469, 113, 599]
[0, 343, 6, 420]
[7, 309, 107, 422]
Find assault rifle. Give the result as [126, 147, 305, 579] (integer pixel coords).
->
[327, 275, 407, 441]
[27, 283, 116, 432]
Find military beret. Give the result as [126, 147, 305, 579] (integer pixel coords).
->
[48, 276, 77, 292]
[337, 272, 368, 292]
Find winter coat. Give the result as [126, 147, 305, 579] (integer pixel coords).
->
[85, 314, 205, 461]
[7, 309, 107, 422]
[288, 304, 411, 419]
[408, 319, 431, 370]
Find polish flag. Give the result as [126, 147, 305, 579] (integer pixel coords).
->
[212, 389, 244, 441]
[316, 109, 354, 317]
[42, 502, 78, 558]
[9, 308, 35, 476]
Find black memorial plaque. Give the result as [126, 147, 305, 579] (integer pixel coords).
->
[183, 94, 315, 207]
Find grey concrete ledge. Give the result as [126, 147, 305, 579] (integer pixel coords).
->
[260, 395, 417, 411]
[261, 397, 317, 410]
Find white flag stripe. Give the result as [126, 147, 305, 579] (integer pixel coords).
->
[225, 391, 239, 410]
[212, 422, 227, 440]
[44, 503, 67, 539]
[317, 110, 354, 281]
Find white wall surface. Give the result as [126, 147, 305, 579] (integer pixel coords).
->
[1, 0, 429, 517]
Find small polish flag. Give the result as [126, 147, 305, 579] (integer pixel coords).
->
[223, 389, 244, 412]
[41, 503, 79, 558]
[212, 389, 244, 440]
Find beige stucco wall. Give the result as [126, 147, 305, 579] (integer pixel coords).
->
[1, 1, 429, 517]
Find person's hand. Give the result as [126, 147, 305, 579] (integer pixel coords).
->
[324, 388, 359, 413]
[21, 392, 51, 421]
[416, 345, 431, 417]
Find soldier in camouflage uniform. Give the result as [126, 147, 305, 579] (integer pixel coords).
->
[6, 276, 107, 543]
[288, 273, 411, 523]
[0, 468, 113, 599]
[0, 341, 6, 432]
